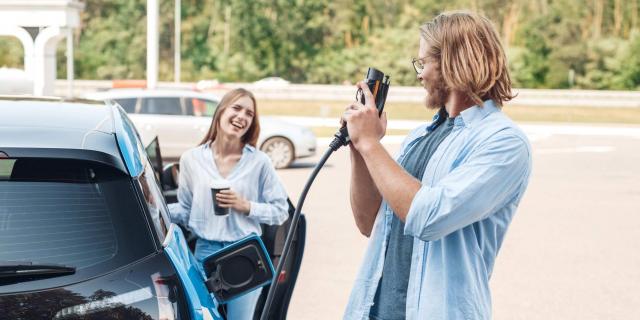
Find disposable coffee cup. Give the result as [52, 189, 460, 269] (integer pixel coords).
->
[210, 180, 231, 216]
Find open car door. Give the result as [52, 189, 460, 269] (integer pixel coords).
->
[254, 199, 306, 320]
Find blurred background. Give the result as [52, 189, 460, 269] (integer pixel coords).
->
[1, 1, 639, 319]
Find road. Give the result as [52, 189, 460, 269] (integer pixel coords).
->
[276, 123, 640, 319]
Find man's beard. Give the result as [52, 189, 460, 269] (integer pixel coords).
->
[424, 70, 449, 110]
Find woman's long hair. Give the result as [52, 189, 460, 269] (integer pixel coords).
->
[199, 88, 261, 147]
[420, 11, 515, 106]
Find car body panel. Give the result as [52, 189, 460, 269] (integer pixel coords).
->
[259, 116, 317, 158]
[163, 223, 222, 320]
[0, 100, 116, 153]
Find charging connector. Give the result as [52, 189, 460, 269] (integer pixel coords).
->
[329, 127, 350, 151]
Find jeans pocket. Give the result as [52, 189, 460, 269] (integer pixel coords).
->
[194, 239, 225, 262]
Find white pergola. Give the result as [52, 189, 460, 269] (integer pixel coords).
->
[0, 0, 84, 96]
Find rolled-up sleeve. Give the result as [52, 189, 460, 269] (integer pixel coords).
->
[168, 154, 193, 226]
[404, 131, 531, 241]
[248, 160, 289, 225]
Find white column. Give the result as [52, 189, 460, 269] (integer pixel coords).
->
[147, 0, 159, 89]
[66, 27, 74, 97]
[174, 0, 181, 83]
[33, 26, 64, 96]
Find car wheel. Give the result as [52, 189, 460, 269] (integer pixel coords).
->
[261, 137, 294, 169]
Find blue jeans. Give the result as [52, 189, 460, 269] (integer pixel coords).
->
[195, 238, 263, 320]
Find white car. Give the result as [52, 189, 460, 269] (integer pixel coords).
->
[86, 89, 316, 169]
[253, 77, 290, 87]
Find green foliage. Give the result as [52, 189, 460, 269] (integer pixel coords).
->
[619, 31, 640, 89]
[576, 37, 627, 89]
[0, 37, 24, 68]
[1, 0, 640, 89]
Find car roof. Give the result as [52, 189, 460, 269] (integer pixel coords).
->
[0, 97, 130, 174]
[85, 88, 220, 101]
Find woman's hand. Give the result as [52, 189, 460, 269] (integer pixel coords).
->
[216, 189, 251, 214]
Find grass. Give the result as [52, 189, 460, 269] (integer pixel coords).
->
[259, 99, 640, 125]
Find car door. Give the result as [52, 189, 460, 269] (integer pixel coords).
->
[255, 200, 307, 320]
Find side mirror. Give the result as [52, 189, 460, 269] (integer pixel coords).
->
[202, 235, 274, 304]
[161, 163, 180, 191]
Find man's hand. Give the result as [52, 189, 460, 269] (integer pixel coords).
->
[216, 189, 251, 214]
[341, 81, 387, 153]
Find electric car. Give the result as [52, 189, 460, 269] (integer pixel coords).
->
[0, 97, 306, 320]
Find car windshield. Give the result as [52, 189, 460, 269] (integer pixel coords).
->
[0, 158, 155, 291]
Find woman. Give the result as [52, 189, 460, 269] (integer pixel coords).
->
[169, 88, 289, 319]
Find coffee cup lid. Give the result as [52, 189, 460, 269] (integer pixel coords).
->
[210, 179, 231, 189]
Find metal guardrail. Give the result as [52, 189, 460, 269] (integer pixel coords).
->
[54, 80, 640, 108]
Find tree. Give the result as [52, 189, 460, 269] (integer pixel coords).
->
[23, 0, 637, 89]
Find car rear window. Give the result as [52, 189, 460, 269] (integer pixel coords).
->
[0, 158, 156, 291]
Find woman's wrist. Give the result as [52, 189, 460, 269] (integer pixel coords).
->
[241, 200, 252, 215]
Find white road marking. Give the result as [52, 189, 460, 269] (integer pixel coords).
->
[535, 146, 616, 155]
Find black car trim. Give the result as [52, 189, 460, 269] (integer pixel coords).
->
[0, 147, 127, 174]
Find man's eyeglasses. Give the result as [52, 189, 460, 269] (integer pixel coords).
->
[412, 57, 426, 74]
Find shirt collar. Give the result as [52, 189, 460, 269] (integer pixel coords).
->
[425, 108, 446, 133]
[458, 99, 500, 128]
[424, 99, 499, 133]
[244, 144, 255, 153]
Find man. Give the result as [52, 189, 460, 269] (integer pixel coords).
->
[342, 11, 532, 320]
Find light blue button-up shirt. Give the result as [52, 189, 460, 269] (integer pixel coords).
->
[168, 143, 289, 242]
[344, 100, 532, 320]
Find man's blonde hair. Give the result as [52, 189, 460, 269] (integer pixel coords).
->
[420, 11, 514, 106]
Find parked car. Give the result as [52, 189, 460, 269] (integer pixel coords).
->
[0, 68, 33, 95]
[85, 89, 316, 169]
[252, 77, 290, 88]
[0, 96, 306, 320]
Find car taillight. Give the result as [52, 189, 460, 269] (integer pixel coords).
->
[277, 270, 287, 283]
[152, 273, 177, 320]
